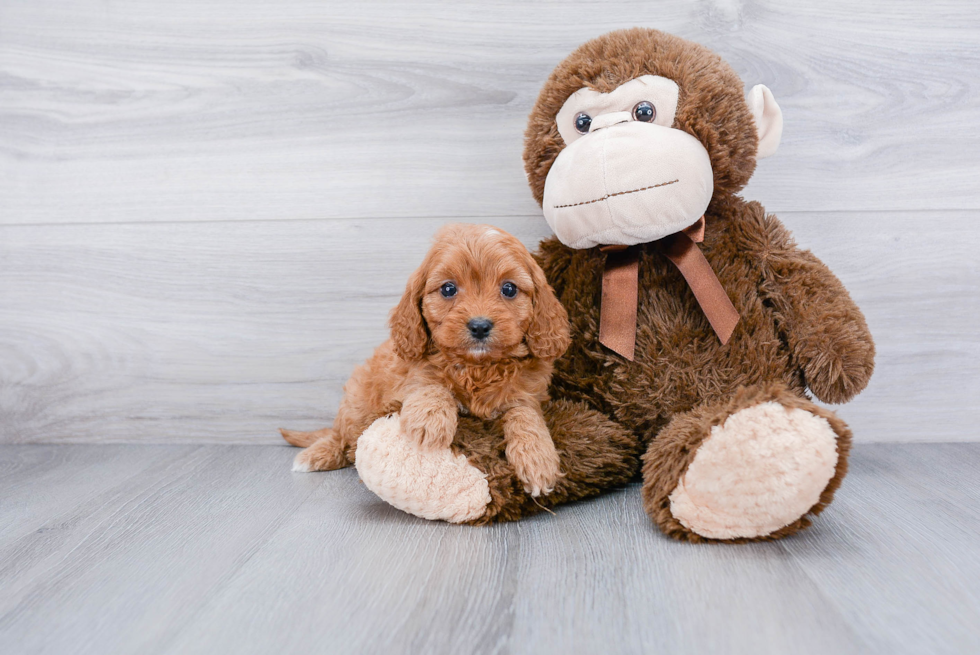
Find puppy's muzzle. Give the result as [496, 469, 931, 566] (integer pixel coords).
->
[467, 317, 493, 341]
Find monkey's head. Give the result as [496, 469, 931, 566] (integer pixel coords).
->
[523, 28, 782, 249]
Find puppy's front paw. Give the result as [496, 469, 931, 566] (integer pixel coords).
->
[400, 402, 457, 450]
[508, 436, 562, 497]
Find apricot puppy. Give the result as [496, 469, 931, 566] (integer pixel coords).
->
[281, 223, 571, 496]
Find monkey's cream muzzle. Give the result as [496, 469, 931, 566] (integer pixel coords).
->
[540, 76, 782, 360]
[542, 121, 714, 250]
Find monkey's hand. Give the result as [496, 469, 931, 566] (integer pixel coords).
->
[756, 209, 875, 404]
[793, 318, 876, 405]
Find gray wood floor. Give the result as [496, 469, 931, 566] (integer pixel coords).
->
[0, 443, 977, 655]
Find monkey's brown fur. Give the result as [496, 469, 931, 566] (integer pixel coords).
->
[640, 382, 852, 543]
[449, 28, 875, 540]
[453, 399, 642, 525]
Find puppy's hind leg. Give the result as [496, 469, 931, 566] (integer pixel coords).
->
[291, 429, 350, 473]
[283, 350, 386, 472]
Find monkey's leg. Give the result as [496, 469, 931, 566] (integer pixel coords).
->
[353, 400, 640, 524]
[641, 382, 852, 542]
[468, 399, 641, 524]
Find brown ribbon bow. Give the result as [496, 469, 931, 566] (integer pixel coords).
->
[598, 216, 740, 361]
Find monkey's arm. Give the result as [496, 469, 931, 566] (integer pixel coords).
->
[755, 211, 875, 404]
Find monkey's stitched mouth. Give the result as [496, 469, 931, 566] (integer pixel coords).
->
[552, 179, 679, 209]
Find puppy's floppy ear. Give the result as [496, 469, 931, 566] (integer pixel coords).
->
[525, 253, 571, 361]
[389, 261, 430, 361]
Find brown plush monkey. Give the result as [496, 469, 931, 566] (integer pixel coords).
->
[354, 28, 874, 542]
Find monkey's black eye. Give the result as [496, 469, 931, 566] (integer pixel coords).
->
[440, 282, 457, 298]
[501, 282, 518, 298]
[574, 112, 592, 134]
[633, 101, 656, 123]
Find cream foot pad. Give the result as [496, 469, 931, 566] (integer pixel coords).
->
[669, 402, 839, 539]
[355, 415, 491, 523]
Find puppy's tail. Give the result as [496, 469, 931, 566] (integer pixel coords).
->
[279, 426, 333, 448]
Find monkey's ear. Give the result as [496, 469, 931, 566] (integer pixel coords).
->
[747, 84, 783, 159]
[525, 255, 571, 361]
[389, 265, 429, 361]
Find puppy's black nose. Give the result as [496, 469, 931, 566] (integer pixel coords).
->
[467, 318, 493, 341]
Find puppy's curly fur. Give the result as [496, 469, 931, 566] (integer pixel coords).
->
[281, 223, 571, 496]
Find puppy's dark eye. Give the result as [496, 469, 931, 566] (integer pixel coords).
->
[574, 112, 592, 134]
[632, 101, 656, 123]
[501, 282, 518, 299]
[440, 282, 457, 298]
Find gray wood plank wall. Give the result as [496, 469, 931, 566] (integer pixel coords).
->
[2, 0, 978, 444]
